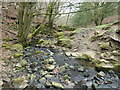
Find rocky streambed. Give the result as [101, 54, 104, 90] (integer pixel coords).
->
[9, 46, 120, 89]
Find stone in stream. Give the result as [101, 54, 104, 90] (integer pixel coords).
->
[35, 83, 45, 88]
[45, 81, 52, 87]
[64, 83, 75, 88]
[19, 83, 28, 88]
[97, 71, 106, 77]
[40, 70, 48, 76]
[78, 66, 84, 72]
[48, 57, 55, 64]
[63, 75, 71, 80]
[92, 83, 98, 89]
[42, 57, 55, 64]
[52, 81, 64, 88]
[59, 65, 66, 73]
[45, 64, 55, 71]
[39, 77, 46, 83]
[45, 74, 54, 79]
[86, 81, 92, 88]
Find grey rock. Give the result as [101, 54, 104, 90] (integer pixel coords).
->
[52, 81, 64, 88]
[97, 71, 106, 77]
[86, 81, 92, 88]
[78, 66, 84, 72]
[45, 64, 55, 71]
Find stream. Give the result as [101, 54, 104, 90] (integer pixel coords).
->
[14, 46, 120, 89]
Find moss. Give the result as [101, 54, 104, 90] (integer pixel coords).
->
[95, 63, 114, 71]
[56, 38, 72, 48]
[14, 53, 23, 58]
[76, 54, 94, 61]
[38, 39, 44, 44]
[113, 64, 120, 72]
[2, 43, 11, 49]
[42, 60, 49, 64]
[99, 42, 110, 50]
[89, 33, 104, 42]
[56, 32, 64, 36]
[13, 77, 24, 84]
[70, 36, 75, 40]
[111, 51, 120, 56]
[12, 44, 23, 51]
[1, 58, 9, 62]
[63, 75, 70, 80]
[20, 60, 27, 66]
[34, 50, 44, 54]
[52, 81, 64, 88]
[19, 67, 25, 71]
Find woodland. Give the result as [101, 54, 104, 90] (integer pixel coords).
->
[0, 1, 120, 89]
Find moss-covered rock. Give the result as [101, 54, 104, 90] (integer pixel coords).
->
[111, 51, 120, 56]
[95, 63, 114, 71]
[99, 42, 110, 50]
[38, 39, 44, 44]
[14, 53, 23, 58]
[13, 77, 24, 84]
[63, 75, 70, 80]
[56, 38, 72, 48]
[12, 44, 23, 51]
[2, 43, 11, 49]
[45, 64, 55, 71]
[34, 50, 44, 54]
[89, 32, 104, 42]
[20, 60, 27, 66]
[77, 54, 94, 61]
[113, 64, 120, 73]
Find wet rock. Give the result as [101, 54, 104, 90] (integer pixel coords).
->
[86, 81, 92, 88]
[34, 50, 44, 54]
[42, 57, 55, 64]
[97, 71, 106, 77]
[109, 70, 115, 74]
[111, 50, 120, 56]
[39, 77, 46, 83]
[99, 42, 110, 50]
[52, 81, 64, 88]
[29, 62, 38, 68]
[45, 81, 51, 87]
[69, 65, 75, 69]
[92, 83, 98, 89]
[19, 83, 28, 88]
[0, 80, 3, 87]
[45, 74, 54, 78]
[48, 57, 55, 64]
[25, 52, 31, 56]
[63, 75, 70, 80]
[95, 63, 114, 71]
[64, 83, 75, 88]
[14, 53, 23, 58]
[13, 77, 24, 85]
[30, 74, 36, 80]
[40, 70, 48, 76]
[45, 64, 55, 71]
[34, 67, 40, 72]
[59, 65, 66, 73]
[78, 66, 84, 72]
[42, 60, 49, 64]
[16, 63, 22, 68]
[12, 44, 23, 51]
[20, 60, 27, 66]
[35, 83, 45, 88]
